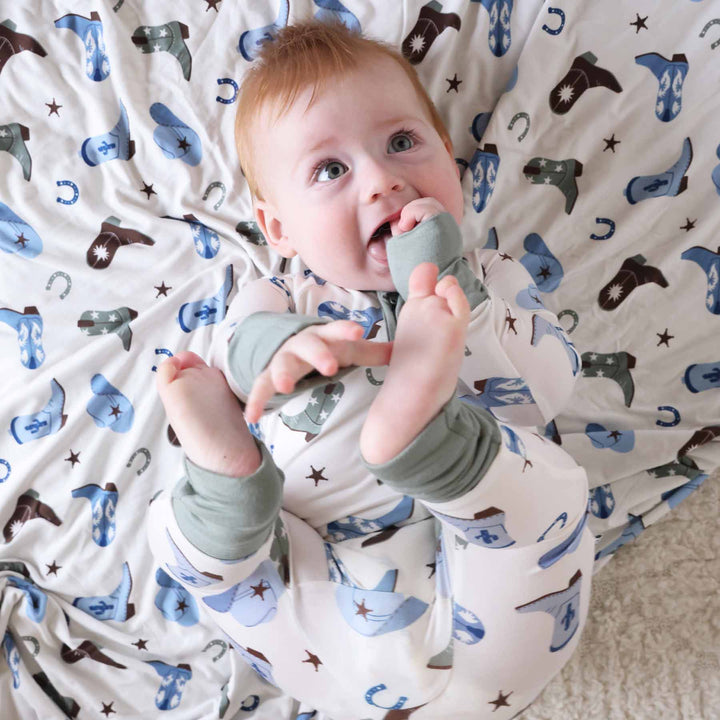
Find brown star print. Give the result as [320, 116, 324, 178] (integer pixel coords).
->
[302, 650, 322, 671]
[140, 182, 157, 199]
[155, 282, 172, 297]
[488, 689, 513, 711]
[306, 466, 328, 486]
[250, 581, 269, 599]
[46, 98, 62, 116]
[354, 599, 372, 619]
[65, 450, 81, 467]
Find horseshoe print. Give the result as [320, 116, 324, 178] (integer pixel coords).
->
[365, 684, 408, 710]
[240, 695, 260, 712]
[557, 309, 579, 334]
[202, 181, 227, 211]
[202, 639, 228, 662]
[126, 447, 151, 475]
[216, 78, 239, 104]
[365, 368, 384, 386]
[0, 459, 10, 483]
[56, 180, 79, 205]
[21, 635, 41, 657]
[152, 348, 174, 372]
[700, 19, 720, 50]
[45, 271, 72, 299]
[656, 405, 681, 428]
[508, 112, 530, 142]
[542, 7, 566, 35]
[590, 218, 616, 241]
[537, 512, 569, 542]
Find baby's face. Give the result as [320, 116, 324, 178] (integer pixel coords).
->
[252, 55, 464, 291]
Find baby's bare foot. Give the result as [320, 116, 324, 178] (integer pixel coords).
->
[156, 351, 261, 476]
[360, 263, 470, 465]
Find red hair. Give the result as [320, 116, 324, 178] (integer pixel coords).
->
[235, 20, 451, 200]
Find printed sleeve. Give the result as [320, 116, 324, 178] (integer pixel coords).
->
[171, 441, 284, 560]
[208, 275, 331, 403]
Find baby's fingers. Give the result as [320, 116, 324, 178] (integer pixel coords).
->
[245, 370, 279, 424]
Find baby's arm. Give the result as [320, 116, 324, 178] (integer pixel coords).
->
[386, 206, 578, 426]
[208, 275, 391, 422]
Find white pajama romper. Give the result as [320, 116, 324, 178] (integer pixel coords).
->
[148, 214, 595, 720]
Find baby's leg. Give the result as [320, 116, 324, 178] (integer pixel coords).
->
[156, 351, 261, 476]
[361, 262, 470, 465]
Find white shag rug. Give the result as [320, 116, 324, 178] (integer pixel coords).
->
[520, 471, 720, 720]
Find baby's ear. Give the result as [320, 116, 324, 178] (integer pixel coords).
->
[253, 200, 297, 258]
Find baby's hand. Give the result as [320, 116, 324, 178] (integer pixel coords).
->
[245, 321, 392, 423]
[395, 197, 446, 235]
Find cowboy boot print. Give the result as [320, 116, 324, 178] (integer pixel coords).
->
[131, 21, 191, 80]
[280, 382, 345, 441]
[523, 156, 583, 214]
[469, 144, 500, 213]
[550, 52, 622, 114]
[636, 52, 688, 122]
[238, 0, 289, 61]
[402, 1, 461, 65]
[78, 307, 138, 350]
[515, 570, 584, 652]
[31, 672, 80, 719]
[178, 265, 233, 332]
[3, 490, 62, 543]
[0, 19, 47, 75]
[472, 0, 514, 57]
[164, 213, 220, 259]
[80, 101, 134, 166]
[61, 640, 126, 669]
[147, 661, 193, 711]
[624, 137, 692, 204]
[678, 425, 720, 458]
[581, 351, 636, 407]
[0, 306, 44, 369]
[680, 245, 720, 314]
[73, 562, 135, 621]
[598, 254, 668, 310]
[71, 482, 119, 546]
[314, 0, 361, 33]
[683, 360, 720, 393]
[9, 379, 67, 444]
[86, 216, 155, 269]
[0, 123, 31, 180]
[55, 11, 110, 81]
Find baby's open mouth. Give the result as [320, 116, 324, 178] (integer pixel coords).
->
[367, 221, 392, 263]
[370, 221, 392, 241]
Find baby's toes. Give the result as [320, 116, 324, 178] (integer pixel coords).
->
[435, 276, 470, 322]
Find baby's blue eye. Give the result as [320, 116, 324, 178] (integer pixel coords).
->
[316, 161, 347, 182]
[388, 133, 415, 153]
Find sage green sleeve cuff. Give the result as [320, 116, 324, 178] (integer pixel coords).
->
[386, 212, 488, 310]
[362, 397, 501, 503]
[171, 441, 283, 560]
[228, 311, 329, 396]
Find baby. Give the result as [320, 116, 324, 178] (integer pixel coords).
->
[148, 20, 594, 720]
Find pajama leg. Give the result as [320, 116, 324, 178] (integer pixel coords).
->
[148, 493, 452, 719]
[408, 420, 595, 718]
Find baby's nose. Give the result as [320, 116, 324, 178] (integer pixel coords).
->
[364, 162, 405, 202]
